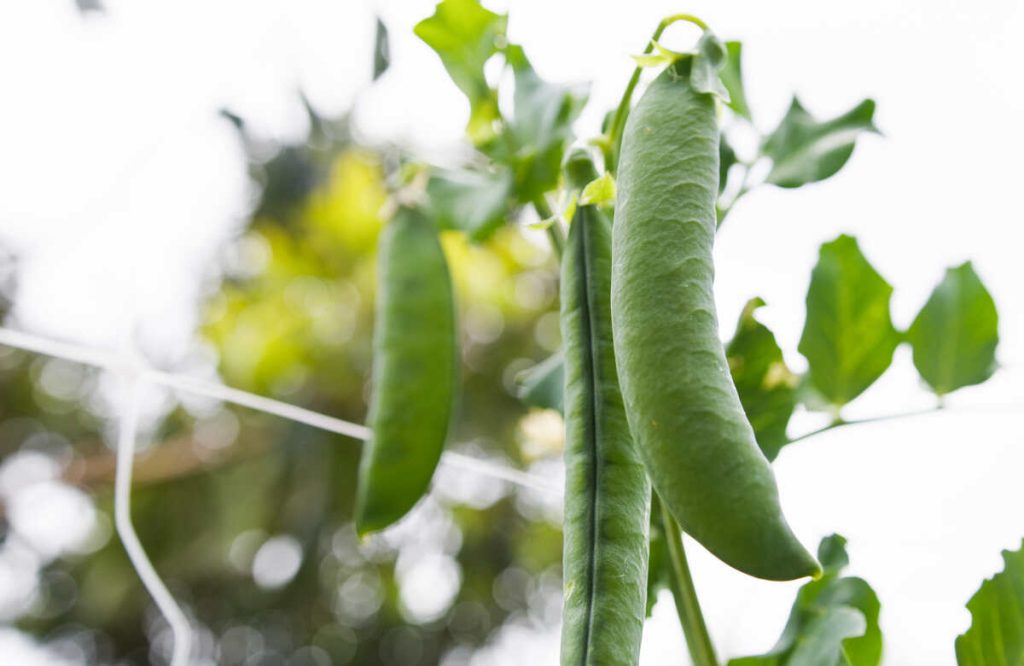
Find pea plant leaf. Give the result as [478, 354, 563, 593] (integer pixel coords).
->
[761, 97, 878, 188]
[956, 540, 1024, 664]
[515, 352, 564, 413]
[799, 235, 900, 407]
[425, 168, 513, 241]
[729, 535, 883, 666]
[372, 17, 390, 81]
[726, 298, 799, 461]
[631, 50, 676, 69]
[414, 0, 507, 143]
[689, 31, 731, 102]
[496, 45, 589, 202]
[908, 262, 999, 396]
[579, 172, 615, 206]
[721, 41, 752, 120]
[720, 133, 739, 194]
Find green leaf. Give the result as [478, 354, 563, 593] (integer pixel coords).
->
[786, 609, 866, 666]
[726, 298, 799, 461]
[719, 133, 738, 194]
[721, 41, 752, 120]
[729, 535, 883, 666]
[689, 31, 730, 102]
[515, 352, 564, 413]
[497, 45, 589, 202]
[631, 52, 673, 69]
[372, 17, 390, 81]
[652, 39, 687, 62]
[527, 216, 556, 231]
[425, 168, 513, 241]
[799, 235, 900, 407]
[956, 540, 1024, 664]
[465, 95, 502, 145]
[579, 172, 615, 206]
[414, 0, 506, 143]
[559, 193, 577, 224]
[762, 97, 878, 188]
[631, 40, 688, 69]
[414, 0, 504, 98]
[908, 262, 999, 396]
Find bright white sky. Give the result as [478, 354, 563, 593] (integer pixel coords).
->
[1, 0, 1023, 664]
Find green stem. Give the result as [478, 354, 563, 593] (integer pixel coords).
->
[785, 406, 944, 446]
[659, 498, 718, 666]
[607, 14, 709, 173]
[716, 183, 751, 229]
[716, 157, 759, 228]
[532, 197, 564, 259]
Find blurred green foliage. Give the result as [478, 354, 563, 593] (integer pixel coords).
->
[0, 102, 568, 665]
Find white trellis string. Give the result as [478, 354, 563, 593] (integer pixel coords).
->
[148, 368, 373, 441]
[0, 325, 561, 494]
[114, 371, 193, 666]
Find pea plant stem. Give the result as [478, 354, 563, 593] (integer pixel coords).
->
[659, 498, 719, 666]
[532, 196, 564, 259]
[786, 406, 945, 446]
[716, 174, 753, 228]
[784, 402, 1024, 447]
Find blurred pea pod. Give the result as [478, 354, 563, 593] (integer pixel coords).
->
[356, 206, 457, 534]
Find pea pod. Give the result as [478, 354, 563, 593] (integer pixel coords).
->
[611, 58, 819, 581]
[356, 206, 457, 534]
[561, 154, 651, 665]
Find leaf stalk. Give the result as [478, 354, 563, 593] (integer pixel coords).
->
[659, 496, 719, 666]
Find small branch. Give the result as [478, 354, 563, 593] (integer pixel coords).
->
[788, 401, 1024, 446]
[716, 159, 758, 229]
[532, 196, 564, 259]
[659, 497, 718, 666]
[786, 406, 944, 446]
[64, 432, 268, 490]
[716, 183, 750, 228]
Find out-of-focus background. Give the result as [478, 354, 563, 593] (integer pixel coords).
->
[0, 0, 1021, 664]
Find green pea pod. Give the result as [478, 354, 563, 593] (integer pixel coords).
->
[611, 59, 819, 581]
[561, 154, 651, 665]
[356, 206, 457, 535]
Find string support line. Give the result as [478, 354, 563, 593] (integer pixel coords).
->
[0, 325, 560, 493]
[113, 371, 193, 666]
